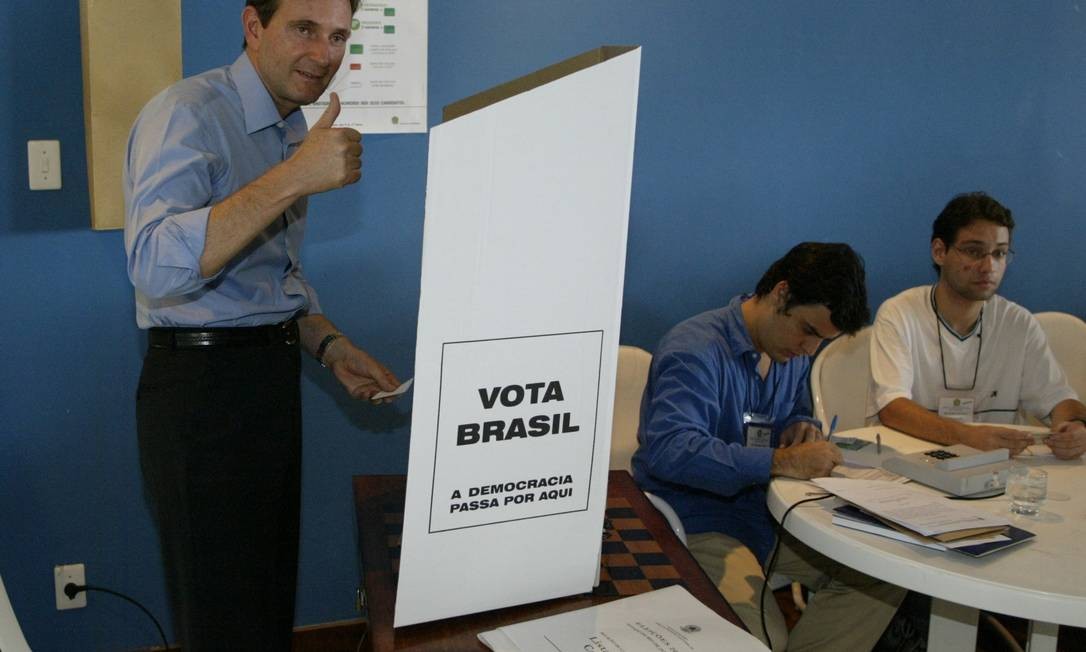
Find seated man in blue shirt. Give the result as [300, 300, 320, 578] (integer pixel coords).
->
[633, 243, 904, 651]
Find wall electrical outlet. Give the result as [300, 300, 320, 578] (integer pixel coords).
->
[28, 139, 62, 190]
[54, 563, 86, 610]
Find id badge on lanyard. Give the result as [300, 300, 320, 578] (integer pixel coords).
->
[932, 285, 981, 424]
[938, 396, 975, 422]
[744, 411, 774, 448]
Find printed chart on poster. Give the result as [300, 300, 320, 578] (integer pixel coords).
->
[302, 0, 427, 133]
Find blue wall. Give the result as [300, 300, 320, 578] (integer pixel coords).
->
[1, 1, 1083, 649]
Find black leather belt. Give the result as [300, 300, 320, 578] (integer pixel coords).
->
[148, 319, 299, 349]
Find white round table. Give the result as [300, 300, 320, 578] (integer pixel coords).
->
[767, 426, 1086, 652]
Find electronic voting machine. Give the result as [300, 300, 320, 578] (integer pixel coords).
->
[882, 445, 1011, 497]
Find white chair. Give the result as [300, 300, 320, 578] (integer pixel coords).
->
[803, 327, 872, 612]
[609, 345, 652, 472]
[609, 345, 687, 544]
[0, 573, 32, 652]
[810, 326, 873, 432]
[800, 331, 876, 611]
[1035, 312, 1086, 402]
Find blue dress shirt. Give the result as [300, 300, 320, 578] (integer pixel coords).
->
[631, 295, 819, 563]
[124, 52, 321, 328]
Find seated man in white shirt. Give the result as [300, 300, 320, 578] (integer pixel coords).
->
[868, 192, 1086, 459]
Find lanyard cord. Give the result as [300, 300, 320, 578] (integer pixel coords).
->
[763, 357, 781, 408]
[746, 353, 783, 419]
[930, 285, 982, 391]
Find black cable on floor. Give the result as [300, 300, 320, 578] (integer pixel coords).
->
[65, 583, 169, 650]
[759, 493, 833, 650]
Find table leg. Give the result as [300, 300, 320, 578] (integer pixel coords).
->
[1026, 620, 1059, 652]
[927, 598, 978, 652]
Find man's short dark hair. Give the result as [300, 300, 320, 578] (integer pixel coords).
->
[930, 192, 1015, 273]
[754, 242, 870, 334]
[244, 0, 361, 48]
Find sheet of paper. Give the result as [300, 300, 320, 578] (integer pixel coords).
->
[371, 378, 413, 399]
[478, 586, 768, 652]
[834, 518, 942, 550]
[812, 478, 1009, 537]
[1021, 444, 1057, 459]
[832, 515, 1008, 550]
[478, 629, 519, 652]
[831, 464, 908, 483]
[943, 532, 1009, 548]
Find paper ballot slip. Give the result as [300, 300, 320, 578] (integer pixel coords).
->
[478, 585, 768, 652]
[370, 378, 413, 400]
[812, 478, 1010, 540]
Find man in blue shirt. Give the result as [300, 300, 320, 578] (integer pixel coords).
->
[633, 243, 904, 651]
[123, 1, 398, 649]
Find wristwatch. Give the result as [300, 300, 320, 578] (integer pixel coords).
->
[315, 332, 343, 367]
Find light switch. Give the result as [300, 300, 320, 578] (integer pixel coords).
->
[28, 140, 62, 190]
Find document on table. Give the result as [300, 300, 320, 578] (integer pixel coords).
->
[831, 464, 908, 483]
[1022, 444, 1058, 459]
[812, 478, 1009, 538]
[478, 585, 768, 652]
[832, 505, 1008, 550]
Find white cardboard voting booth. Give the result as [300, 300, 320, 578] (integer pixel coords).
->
[394, 46, 642, 626]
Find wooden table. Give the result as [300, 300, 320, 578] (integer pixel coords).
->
[353, 469, 742, 650]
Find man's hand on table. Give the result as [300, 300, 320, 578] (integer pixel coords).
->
[958, 424, 1032, 457]
[1045, 420, 1086, 460]
[771, 441, 842, 480]
[779, 420, 824, 447]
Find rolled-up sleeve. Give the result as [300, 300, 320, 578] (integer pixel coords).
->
[288, 256, 322, 316]
[638, 351, 774, 498]
[124, 100, 223, 299]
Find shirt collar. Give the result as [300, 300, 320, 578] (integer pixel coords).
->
[928, 284, 983, 340]
[229, 52, 308, 138]
[721, 294, 759, 358]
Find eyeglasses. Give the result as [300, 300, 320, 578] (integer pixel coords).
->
[951, 245, 1014, 265]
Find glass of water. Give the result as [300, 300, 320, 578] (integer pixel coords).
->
[1007, 464, 1047, 515]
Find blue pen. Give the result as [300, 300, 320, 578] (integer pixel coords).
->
[828, 414, 839, 437]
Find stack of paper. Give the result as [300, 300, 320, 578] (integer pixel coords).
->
[478, 585, 768, 652]
[830, 504, 1034, 557]
[813, 479, 1034, 557]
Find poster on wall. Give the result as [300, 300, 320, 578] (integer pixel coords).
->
[394, 45, 642, 627]
[302, 0, 427, 133]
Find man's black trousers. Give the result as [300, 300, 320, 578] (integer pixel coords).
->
[137, 336, 302, 651]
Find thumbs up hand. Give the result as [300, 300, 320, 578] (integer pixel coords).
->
[311, 90, 344, 130]
[288, 93, 363, 194]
